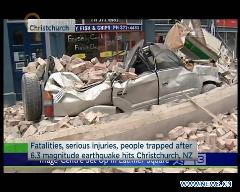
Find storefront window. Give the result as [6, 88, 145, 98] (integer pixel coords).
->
[65, 33, 99, 60]
[116, 32, 142, 61]
[65, 31, 143, 62]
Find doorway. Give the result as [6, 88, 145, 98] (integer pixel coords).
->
[7, 22, 46, 100]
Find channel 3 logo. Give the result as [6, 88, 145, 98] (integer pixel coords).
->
[172, 154, 206, 165]
[184, 154, 206, 165]
[24, 13, 40, 28]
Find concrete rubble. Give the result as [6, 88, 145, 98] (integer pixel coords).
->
[22, 125, 37, 138]
[23, 54, 136, 87]
[4, 102, 111, 141]
[155, 107, 238, 153]
[4, 88, 237, 144]
[4, 101, 238, 173]
[165, 21, 238, 86]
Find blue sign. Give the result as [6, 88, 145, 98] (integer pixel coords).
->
[75, 24, 142, 32]
[4, 153, 237, 166]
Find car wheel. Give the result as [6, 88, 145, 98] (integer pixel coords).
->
[22, 73, 42, 121]
[201, 83, 217, 93]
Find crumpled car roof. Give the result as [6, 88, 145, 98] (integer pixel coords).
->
[149, 44, 184, 69]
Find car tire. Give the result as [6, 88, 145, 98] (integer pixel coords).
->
[201, 83, 217, 93]
[22, 73, 42, 121]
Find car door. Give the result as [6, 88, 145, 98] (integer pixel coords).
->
[112, 65, 201, 112]
[151, 44, 202, 103]
[112, 43, 202, 112]
[157, 66, 202, 104]
[112, 71, 159, 112]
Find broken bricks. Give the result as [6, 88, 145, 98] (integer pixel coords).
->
[53, 58, 64, 72]
[225, 139, 236, 150]
[91, 69, 108, 76]
[91, 57, 99, 65]
[184, 127, 197, 136]
[196, 133, 205, 144]
[8, 119, 21, 126]
[88, 72, 104, 84]
[36, 64, 45, 80]
[22, 53, 133, 90]
[82, 112, 97, 125]
[78, 69, 91, 82]
[168, 126, 184, 140]
[161, 108, 237, 153]
[207, 133, 217, 150]
[57, 116, 70, 128]
[70, 56, 84, 64]
[155, 133, 165, 140]
[22, 125, 37, 138]
[36, 57, 47, 66]
[71, 63, 86, 74]
[121, 71, 138, 81]
[19, 124, 29, 134]
[198, 145, 211, 152]
[70, 116, 83, 127]
[84, 61, 94, 69]
[216, 138, 225, 150]
[93, 62, 107, 70]
[107, 59, 118, 71]
[62, 54, 71, 64]
[216, 127, 226, 137]
[45, 116, 70, 132]
[23, 62, 38, 73]
[221, 131, 235, 139]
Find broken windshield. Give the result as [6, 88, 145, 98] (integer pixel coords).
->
[123, 39, 144, 70]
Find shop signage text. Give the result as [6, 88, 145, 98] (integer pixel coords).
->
[75, 24, 142, 32]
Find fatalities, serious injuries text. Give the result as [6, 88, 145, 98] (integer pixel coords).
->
[28, 141, 197, 161]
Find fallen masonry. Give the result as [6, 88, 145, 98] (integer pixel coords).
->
[20, 84, 237, 142]
[22, 54, 135, 86]
[4, 84, 237, 153]
[160, 108, 238, 152]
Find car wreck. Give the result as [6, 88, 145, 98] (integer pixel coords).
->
[21, 39, 222, 121]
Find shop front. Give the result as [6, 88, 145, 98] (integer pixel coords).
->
[65, 19, 144, 62]
[4, 19, 155, 106]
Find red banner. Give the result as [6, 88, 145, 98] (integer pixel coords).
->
[215, 19, 237, 28]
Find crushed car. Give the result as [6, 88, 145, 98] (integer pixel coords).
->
[21, 40, 222, 121]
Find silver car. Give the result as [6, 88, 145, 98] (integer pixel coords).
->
[22, 40, 221, 121]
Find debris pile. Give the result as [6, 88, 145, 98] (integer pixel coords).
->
[4, 102, 110, 141]
[4, 102, 26, 140]
[35, 111, 107, 136]
[23, 54, 138, 87]
[155, 108, 238, 152]
[165, 21, 237, 85]
[179, 58, 237, 85]
[216, 61, 237, 85]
